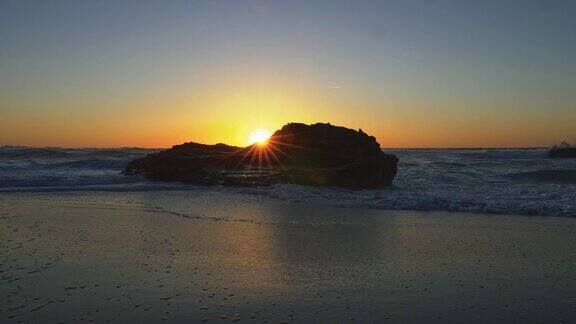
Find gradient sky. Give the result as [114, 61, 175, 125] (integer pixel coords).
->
[1, 0, 575, 148]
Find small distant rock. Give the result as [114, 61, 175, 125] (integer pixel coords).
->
[548, 141, 576, 158]
[124, 122, 399, 188]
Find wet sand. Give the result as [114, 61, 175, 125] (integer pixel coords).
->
[1, 192, 576, 323]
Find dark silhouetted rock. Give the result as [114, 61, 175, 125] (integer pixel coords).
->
[548, 148, 576, 158]
[124, 122, 399, 188]
[548, 141, 576, 158]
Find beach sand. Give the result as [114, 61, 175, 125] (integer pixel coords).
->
[1, 191, 576, 323]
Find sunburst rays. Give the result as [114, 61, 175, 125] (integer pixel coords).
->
[219, 131, 328, 174]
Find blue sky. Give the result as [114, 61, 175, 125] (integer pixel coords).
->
[1, 0, 575, 147]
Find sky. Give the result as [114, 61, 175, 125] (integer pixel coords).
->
[1, 0, 575, 148]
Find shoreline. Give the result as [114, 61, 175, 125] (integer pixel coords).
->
[1, 188, 574, 220]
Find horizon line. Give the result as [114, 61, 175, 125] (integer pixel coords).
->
[0, 144, 551, 151]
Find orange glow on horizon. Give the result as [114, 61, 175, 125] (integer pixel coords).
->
[1, 82, 573, 149]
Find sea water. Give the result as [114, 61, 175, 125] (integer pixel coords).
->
[1, 146, 574, 217]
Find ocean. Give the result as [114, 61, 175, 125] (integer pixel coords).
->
[1, 146, 575, 217]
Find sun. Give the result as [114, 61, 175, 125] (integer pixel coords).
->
[248, 129, 271, 145]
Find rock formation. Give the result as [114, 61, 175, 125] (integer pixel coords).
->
[548, 141, 576, 158]
[124, 122, 399, 188]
